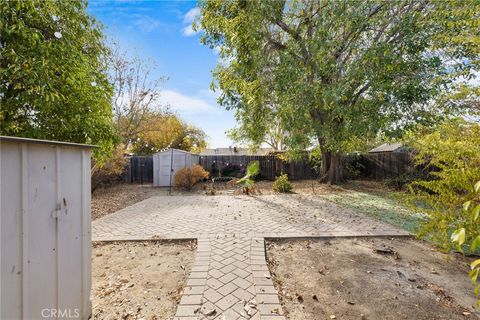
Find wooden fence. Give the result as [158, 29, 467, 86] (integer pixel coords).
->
[199, 155, 316, 180]
[124, 156, 153, 184]
[359, 152, 414, 180]
[123, 152, 414, 184]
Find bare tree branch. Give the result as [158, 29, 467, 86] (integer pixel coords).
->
[108, 41, 167, 149]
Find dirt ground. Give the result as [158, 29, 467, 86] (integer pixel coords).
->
[267, 237, 479, 320]
[91, 241, 195, 320]
[91, 184, 164, 220]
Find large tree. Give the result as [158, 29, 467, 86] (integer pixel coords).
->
[0, 0, 115, 160]
[131, 112, 207, 155]
[199, 0, 479, 183]
[108, 41, 168, 149]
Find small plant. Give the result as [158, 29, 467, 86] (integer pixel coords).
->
[174, 165, 209, 190]
[236, 161, 260, 195]
[273, 174, 293, 193]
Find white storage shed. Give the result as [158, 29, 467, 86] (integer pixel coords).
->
[1, 136, 92, 319]
[153, 149, 200, 187]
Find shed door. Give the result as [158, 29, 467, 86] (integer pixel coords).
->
[158, 152, 189, 187]
[159, 154, 172, 186]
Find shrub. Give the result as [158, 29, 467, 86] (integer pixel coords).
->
[236, 161, 260, 195]
[273, 174, 293, 193]
[174, 165, 209, 190]
[405, 119, 480, 250]
[384, 170, 430, 191]
[91, 147, 127, 192]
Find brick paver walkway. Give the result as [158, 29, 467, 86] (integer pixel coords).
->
[93, 195, 409, 319]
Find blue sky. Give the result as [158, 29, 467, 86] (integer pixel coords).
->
[88, 0, 236, 147]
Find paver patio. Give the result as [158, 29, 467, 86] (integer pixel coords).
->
[92, 194, 409, 320]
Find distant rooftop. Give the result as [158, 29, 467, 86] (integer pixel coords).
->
[369, 142, 403, 153]
[200, 147, 276, 156]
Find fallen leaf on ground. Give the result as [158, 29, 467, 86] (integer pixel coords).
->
[203, 308, 216, 316]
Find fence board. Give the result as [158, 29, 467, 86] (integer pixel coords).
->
[199, 155, 316, 180]
[359, 152, 413, 180]
[123, 152, 413, 184]
[125, 156, 153, 184]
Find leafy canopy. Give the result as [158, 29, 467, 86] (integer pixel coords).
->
[131, 112, 207, 155]
[199, 0, 479, 155]
[0, 0, 116, 160]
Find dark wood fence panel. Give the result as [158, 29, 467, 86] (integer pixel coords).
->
[123, 152, 413, 184]
[199, 155, 317, 180]
[360, 152, 413, 180]
[125, 156, 153, 184]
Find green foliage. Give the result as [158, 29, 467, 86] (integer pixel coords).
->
[406, 119, 480, 250]
[0, 0, 116, 161]
[308, 148, 323, 175]
[344, 154, 365, 180]
[384, 169, 430, 191]
[273, 174, 293, 193]
[450, 183, 480, 305]
[130, 112, 207, 155]
[199, 0, 479, 183]
[236, 161, 260, 194]
[385, 173, 416, 191]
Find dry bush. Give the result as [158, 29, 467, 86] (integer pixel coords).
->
[91, 147, 128, 192]
[174, 165, 209, 190]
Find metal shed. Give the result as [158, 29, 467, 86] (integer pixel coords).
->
[1, 136, 93, 319]
[153, 149, 199, 187]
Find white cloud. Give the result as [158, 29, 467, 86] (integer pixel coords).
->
[158, 90, 214, 114]
[182, 25, 197, 37]
[183, 7, 200, 24]
[181, 7, 201, 37]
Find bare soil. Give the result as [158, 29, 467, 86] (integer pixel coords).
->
[92, 184, 165, 220]
[267, 237, 479, 320]
[91, 241, 195, 320]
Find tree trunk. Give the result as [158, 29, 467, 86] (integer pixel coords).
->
[319, 149, 344, 184]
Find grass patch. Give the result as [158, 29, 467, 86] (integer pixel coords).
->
[320, 190, 425, 234]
